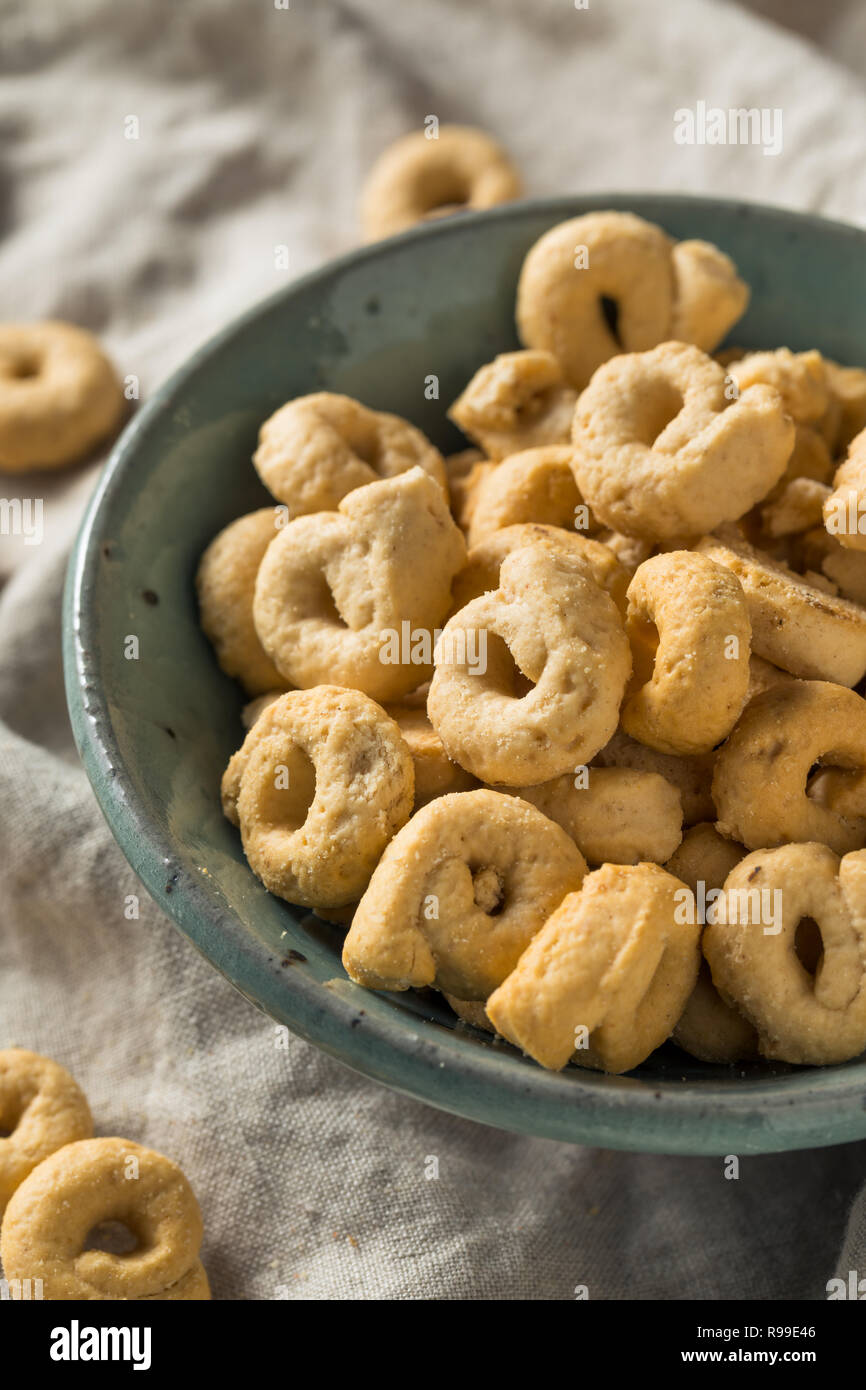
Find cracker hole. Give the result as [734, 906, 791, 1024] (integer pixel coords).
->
[0, 1098, 24, 1138]
[805, 762, 824, 800]
[600, 295, 621, 348]
[471, 865, 505, 916]
[626, 617, 659, 696]
[6, 355, 40, 380]
[261, 747, 317, 832]
[414, 168, 470, 218]
[635, 381, 684, 447]
[82, 1220, 140, 1255]
[317, 575, 349, 629]
[794, 916, 823, 976]
[423, 202, 467, 223]
[349, 431, 384, 473]
[805, 762, 862, 807]
[485, 632, 536, 699]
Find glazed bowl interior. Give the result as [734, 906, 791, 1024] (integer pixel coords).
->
[64, 194, 866, 1155]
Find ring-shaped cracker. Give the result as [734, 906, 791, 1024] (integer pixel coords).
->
[515, 212, 674, 389]
[253, 468, 466, 702]
[726, 348, 829, 426]
[594, 728, 717, 826]
[197, 508, 289, 696]
[511, 766, 682, 866]
[486, 863, 701, 1073]
[669, 239, 750, 352]
[383, 702, 478, 808]
[360, 125, 520, 241]
[0, 1050, 92, 1218]
[253, 392, 446, 516]
[450, 522, 628, 614]
[463, 444, 592, 546]
[824, 362, 866, 454]
[428, 541, 631, 785]
[227, 687, 414, 908]
[713, 680, 866, 854]
[571, 342, 793, 542]
[0, 1137, 209, 1300]
[663, 825, 756, 1063]
[824, 427, 866, 553]
[696, 525, 866, 686]
[516, 212, 748, 389]
[620, 550, 751, 755]
[703, 843, 866, 1065]
[448, 351, 577, 461]
[0, 320, 124, 473]
[342, 789, 587, 1000]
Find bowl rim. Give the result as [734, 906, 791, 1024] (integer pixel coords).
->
[63, 191, 866, 1155]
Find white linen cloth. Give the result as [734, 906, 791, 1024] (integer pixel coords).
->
[1, 0, 865, 1299]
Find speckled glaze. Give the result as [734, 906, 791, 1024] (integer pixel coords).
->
[63, 195, 866, 1155]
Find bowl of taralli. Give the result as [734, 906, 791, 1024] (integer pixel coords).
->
[64, 193, 866, 1156]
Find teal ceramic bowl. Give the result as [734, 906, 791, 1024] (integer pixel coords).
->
[64, 195, 866, 1155]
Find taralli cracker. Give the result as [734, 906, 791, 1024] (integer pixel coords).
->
[428, 542, 631, 785]
[343, 789, 587, 999]
[595, 528, 654, 577]
[696, 525, 866, 686]
[594, 728, 716, 825]
[445, 995, 495, 1033]
[665, 821, 746, 898]
[450, 522, 628, 614]
[726, 348, 829, 426]
[486, 863, 701, 1073]
[571, 342, 793, 541]
[745, 655, 797, 702]
[714, 346, 746, 368]
[0, 1050, 92, 1218]
[0, 1138, 209, 1300]
[824, 361, 866, 453]
[672, 962, 759, 1065]
[803, 526, 866, 605]
[222, 693, 290, 826]
[511, 766, 683, 866]
[225, 687, 414, 909]
[253, 392, 446, 516]
[240, 689, 285, 730]
[516, 211, 748, 389]
[516, 212, 672, 390]
[383, 702, 478, 809]
[620, 551, 751, 755]
[360, 125, 520, 241]
[778, 425, 834, 488]
[253, 468, 465, 702]
[448, 351, 577, 461]
[465, 445, 589, 546]
[759, 478, 829, 539]
[664, 824, 756, 1064]
[713, 680, 866, 854]
[704, 844, 866, 1065]
[824, 427, 866, 553]
[800, 567, 839, 596]
[0, 320, 124, 473]
[669, 239, 752, 352]
[197, 508, 289, 697]
[443, 448, 491, 530]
